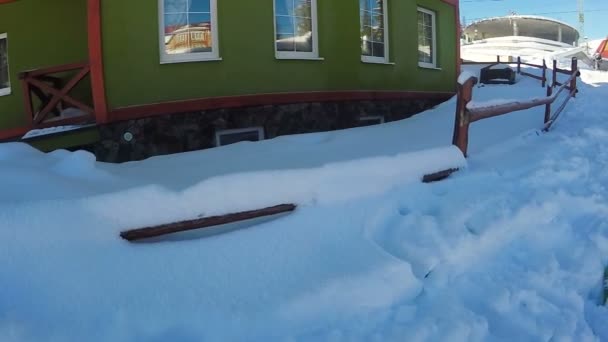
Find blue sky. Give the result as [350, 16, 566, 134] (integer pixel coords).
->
[461, 0, 608, 40]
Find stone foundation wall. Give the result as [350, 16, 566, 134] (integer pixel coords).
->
[93, 98, 445, 163]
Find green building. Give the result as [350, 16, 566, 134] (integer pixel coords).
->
[0, 0, 460, 161]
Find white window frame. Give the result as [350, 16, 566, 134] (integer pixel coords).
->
[215, 127, 265, 147]
[158, 0, 221, 64]
[0, 33, 10, 97]
[273, 0, 321, 60]
[417, 7, 437, 69]
[360, 0, 390, 64]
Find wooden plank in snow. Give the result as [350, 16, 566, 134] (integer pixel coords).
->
[120, 204, 297, 242]
[422, 168, 459, 183]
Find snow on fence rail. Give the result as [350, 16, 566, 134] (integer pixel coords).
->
[454, 57, 580, 157]
[462, 55, 578, 90]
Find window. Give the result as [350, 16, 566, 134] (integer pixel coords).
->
[417, 7, 437, 68]
[360, 0, 389, 63]
[0, 33, 9, 96]
[274, 0, 319, 59]
[215, 127, 265, 146]
[159, 0, 219, 63]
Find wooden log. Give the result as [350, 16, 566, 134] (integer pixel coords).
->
[452, 77, 476, 157]
[544, 86, 552, 124]
[422, 168, 459, 183]
[517, 56, 521, 74]
[541, 60, 547, 87]
[570, 57, 578, 98]
[520, 62, 544, 68]
[120, 204, 297, 242]
[554, 67, 572, 75]
[604, 266, 608, 306]
[520, 71, 543, 81]
[543, 88, 576, 132]
[552, 60, 558, 87]
[20, 79, 33, 126]
[18, 62, 89, 78]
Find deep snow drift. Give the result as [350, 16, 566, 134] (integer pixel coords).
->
[2, 67, 608, 341]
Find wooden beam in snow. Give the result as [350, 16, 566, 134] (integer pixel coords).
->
[120, 204, 297, 242]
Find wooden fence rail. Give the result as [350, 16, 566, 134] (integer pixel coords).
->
[454, 57, 580, 157]
[18, 62, 95, 129]
[462, 55, 579, 90]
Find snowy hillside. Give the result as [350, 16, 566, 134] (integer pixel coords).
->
[2, 67, 608, 341]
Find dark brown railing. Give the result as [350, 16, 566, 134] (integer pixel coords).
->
[19, 62, 95, 129]
[454, 57, 580, 157]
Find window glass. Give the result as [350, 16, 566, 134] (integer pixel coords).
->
[360, 0, 387, 60]
[275, 0, 316, 57]
[161, 0, 217, 62]
[417, 8, 436, 67]
[0, 34, 9, 94]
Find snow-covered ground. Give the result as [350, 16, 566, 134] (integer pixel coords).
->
[2, 66, 608, 341]
[462, 36, 605, 70]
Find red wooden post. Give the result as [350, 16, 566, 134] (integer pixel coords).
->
[517, 56, 521, 74]
[452, 77, 476, 157]
[570, 57, 578, 98]
[544, 86, 553, 124]
[88, 0, 110, 123]
[552, 60, 558, 88]
[20, 77, 34, 126]
[542, 60, 547, 88]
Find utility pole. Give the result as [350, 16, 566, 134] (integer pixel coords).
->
[578, 0, 586, 48]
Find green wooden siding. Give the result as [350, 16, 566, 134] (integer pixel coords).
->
[0, 0, 89, 130]
[102, 0, 457, 110]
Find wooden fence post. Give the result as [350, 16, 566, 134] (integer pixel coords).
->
[452, 77, 476, 157]
[517, 56, 521, 74]
[571, 57, 578, 98]
[20, 80, 33, 126]
[542, 60, 547, 88]
[552, 60, 558, 88]
[544, 86, 553, 124]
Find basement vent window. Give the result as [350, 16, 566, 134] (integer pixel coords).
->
[215, 127, 265, 146]
[357, 115, 385, 127]
[0, 33, 10, 96]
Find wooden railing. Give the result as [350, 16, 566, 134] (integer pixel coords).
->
[19, 62, 95, 129]
[454, 57, 580, 157]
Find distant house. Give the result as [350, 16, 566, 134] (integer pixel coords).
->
[166, 24, 213, 54]
[0, 0, 460, 162]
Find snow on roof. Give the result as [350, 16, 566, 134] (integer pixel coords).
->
[468, 15, 579, 33]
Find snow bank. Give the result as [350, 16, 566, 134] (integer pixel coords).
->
[458, 70, 478, 84]
[0, 144, 116, 202]
[86, 145, 465, 230]
[21, 124, 94, 139]
[4, 64, 608, 341]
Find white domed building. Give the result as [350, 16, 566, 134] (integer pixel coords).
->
[461, 15, 581, 62]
